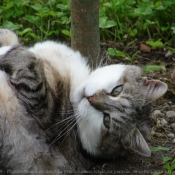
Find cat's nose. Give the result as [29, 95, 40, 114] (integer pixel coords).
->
[87, 96, 94, 104]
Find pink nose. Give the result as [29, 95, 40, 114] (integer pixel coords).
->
[87, 96, 94, 104]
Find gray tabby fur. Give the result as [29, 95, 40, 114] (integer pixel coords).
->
[0, 29, 168, 174]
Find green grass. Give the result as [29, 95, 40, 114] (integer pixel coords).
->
[100, 0, 175, 46]
[151, 146, 175, 175]
[0, 0, 71, 44]
[1, 0, 175, 46]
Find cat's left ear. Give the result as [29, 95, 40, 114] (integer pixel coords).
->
[141, 77, 168, 101]
[121, 128, 151, 157]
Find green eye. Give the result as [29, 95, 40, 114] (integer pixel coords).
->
[111, 85, 123, 97]
[103, 113, 110, 129]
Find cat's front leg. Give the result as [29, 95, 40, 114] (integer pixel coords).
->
[0, 29, 19, 46]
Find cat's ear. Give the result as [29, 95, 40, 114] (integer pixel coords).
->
[141, 77, 167, 101]
[122, 128, 151, 157]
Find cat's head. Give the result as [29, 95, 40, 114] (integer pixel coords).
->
[73, 65, 167, 158]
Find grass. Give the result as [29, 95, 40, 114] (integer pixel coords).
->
[0, 0, 175, 46]
[0, 0, 71, 44]
[100, 0, 175, 45]
[151, 146, 175, 175]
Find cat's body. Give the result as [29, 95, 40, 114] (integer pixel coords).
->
[0, 29, 167, 174]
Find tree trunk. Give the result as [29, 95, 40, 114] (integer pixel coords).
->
[71, 0, 100, 69]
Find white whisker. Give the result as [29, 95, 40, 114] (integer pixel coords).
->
[46, 115, 75, 131]
[58, 115, 82, 148]
[73, 114, 84, 147]
[49, 115, 80, 146]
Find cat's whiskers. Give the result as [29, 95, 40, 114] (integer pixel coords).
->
[73, 112, 85, 146]
[54, 117, 75, 134]
[49, 119, 75, 146]
[46, 114, 75, 131]
[49, 114, 81, 147]
[58, 114, 83, 148]
[53, 114, 82, 148]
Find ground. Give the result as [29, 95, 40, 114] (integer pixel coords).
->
[91, 41, 175, 175]
[0, 41, 174, 175]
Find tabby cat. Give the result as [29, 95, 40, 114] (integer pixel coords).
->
[0, 29, 167, 174]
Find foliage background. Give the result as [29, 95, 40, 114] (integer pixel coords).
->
[0, 0, 175, 46]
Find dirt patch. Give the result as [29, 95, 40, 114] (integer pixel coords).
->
[92, 41, 175, 175]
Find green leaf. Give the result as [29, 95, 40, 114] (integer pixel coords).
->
[62, 30, 70, 37]
[130, 29, 137, 37]
[134, 1, 153, 16]
[99, 17, 116, 29]
[152, 172, 162, 175]
[161, 26, 169, 32]
[151, 146, 170, 152]
[171, 165, 175, 170]
[163, 0, 175, 6]
[26, 33, 38, 39]
[17, 28, 33, 36]
[31, 4, 43, 11]
[56, 4, 65, 10]
[163, 157, 172, 163]
[23, 15, 39, 24]
[2, 21, 22, 30]
[22, 28, 33, 34]
[99, 17, 107, 28]
[143, 65, 166, 74]
[163, 164, 171, 170]
[107, 48, 126, 57]
[1, 3, 13, 10]
[103, 2, 113, 9]
[131, 52, 138, 59]
[105, 20, 117, 28]
[171, 27, 175, 34]
[172, 159, 175, 165]
[146, 39, 164, 49]
[57, 4, 70, 10]
[60, 16, 70, 25]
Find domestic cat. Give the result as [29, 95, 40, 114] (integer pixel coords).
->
[0, 29, 167, 174]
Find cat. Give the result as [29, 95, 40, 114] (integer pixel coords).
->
[0, 29, 167, 174]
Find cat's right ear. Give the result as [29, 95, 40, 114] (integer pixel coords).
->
[121, 128, 151, 157]
[141, 77, 168, 101]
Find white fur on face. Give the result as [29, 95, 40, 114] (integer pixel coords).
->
[73, 65, 126, 155]
[84, 65, 126, 97]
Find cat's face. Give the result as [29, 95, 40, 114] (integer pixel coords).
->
[73, 65, 167, 158]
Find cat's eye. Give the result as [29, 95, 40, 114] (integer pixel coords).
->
[111, 85, 123, 97]
[103, 113, 110, 129]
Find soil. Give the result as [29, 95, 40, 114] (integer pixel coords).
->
[91, 41, 175, 175]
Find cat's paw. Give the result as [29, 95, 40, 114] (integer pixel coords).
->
[0, 29, 19, 46]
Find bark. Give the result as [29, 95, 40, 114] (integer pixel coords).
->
[71, 0, 100, 69]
